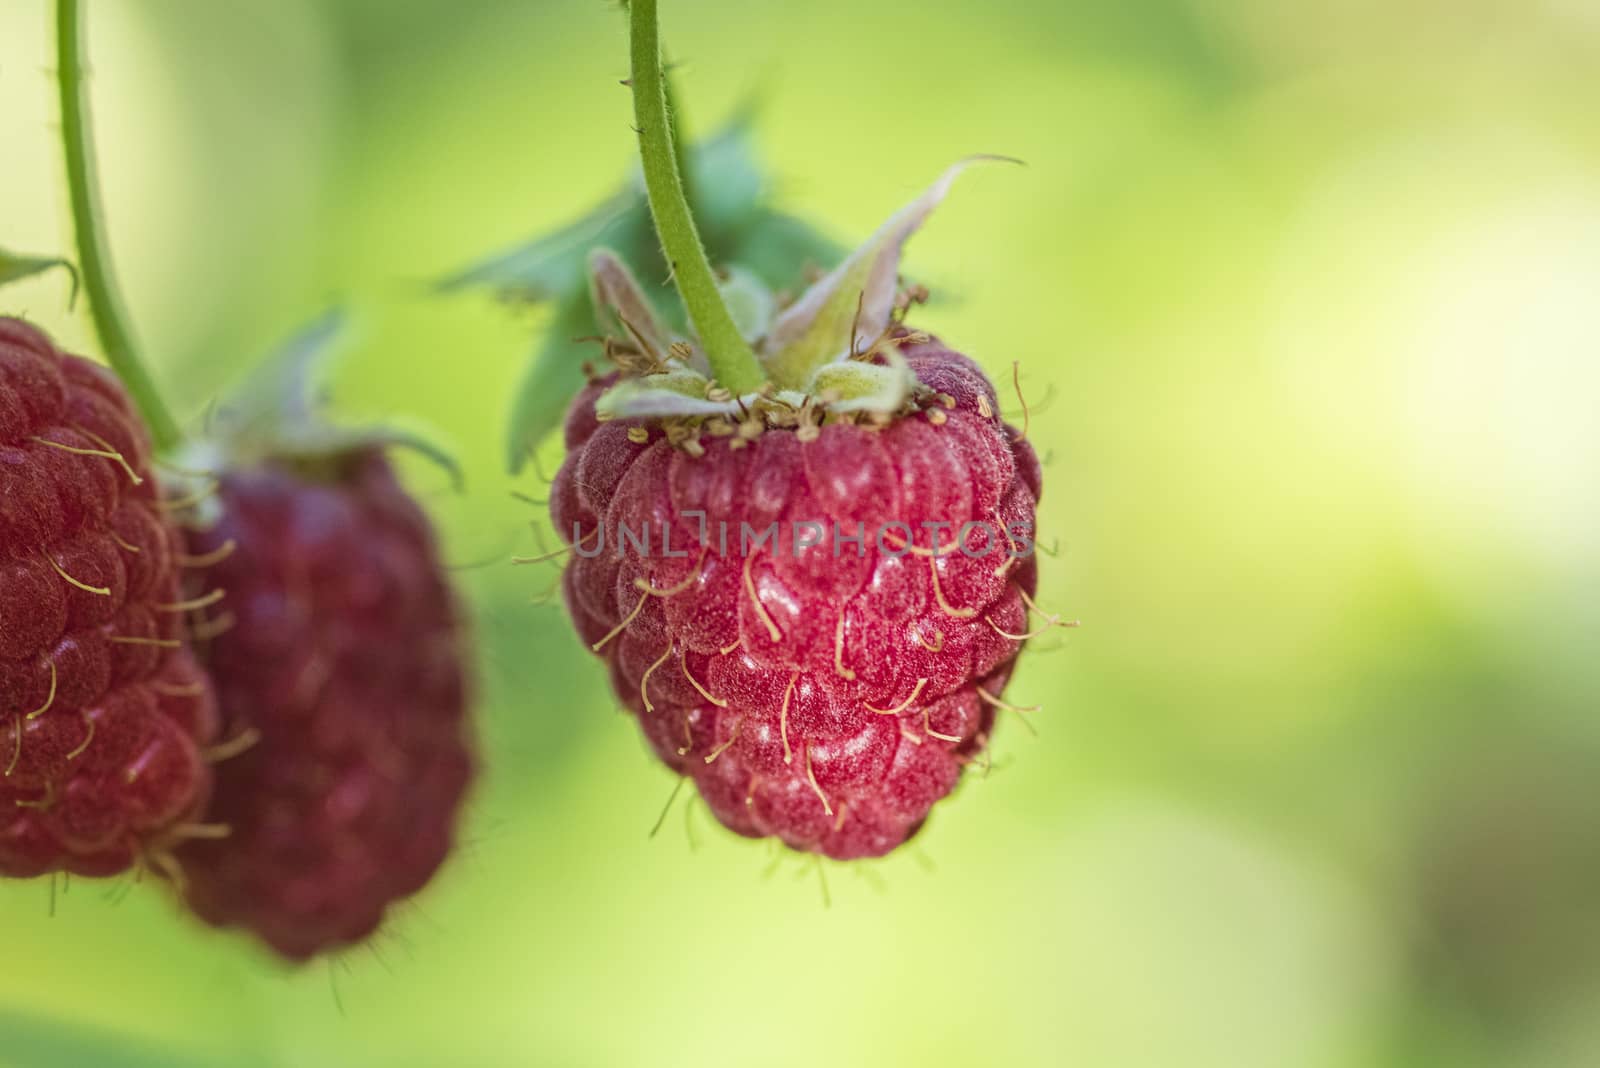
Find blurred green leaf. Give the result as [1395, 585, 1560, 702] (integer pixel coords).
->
[0, 247, 79, 306]
[0, 1009, 235, 1068]
[682, 103, 766, 247]
[724, 212, 843, 295]
[504, 287, 598, 470]
[438, 105, 768, 302]
[435, 194, 647, 300]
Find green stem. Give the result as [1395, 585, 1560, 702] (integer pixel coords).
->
[619, 1, 697, 236]
[629, 0, 763, 393]
[660, 58, 696, 225]
[56, 0, 181, 450]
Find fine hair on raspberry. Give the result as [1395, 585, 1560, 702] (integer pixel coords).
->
[1, 317, 220, 880]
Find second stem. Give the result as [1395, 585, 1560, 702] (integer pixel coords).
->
[57, 0, 181, 450]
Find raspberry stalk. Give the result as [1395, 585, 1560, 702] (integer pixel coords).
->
[628, 0, 764, 395]
[55, 0, 181, 451]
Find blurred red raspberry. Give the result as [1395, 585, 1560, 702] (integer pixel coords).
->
[176, 450, 474, 961]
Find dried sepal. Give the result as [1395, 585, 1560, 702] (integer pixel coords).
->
[588, 249, 672, 362]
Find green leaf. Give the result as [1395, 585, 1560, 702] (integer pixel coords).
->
[0, 1008, 235, 1068]
[0, 247, 79, 305]
[725, 212, 844, 293]
[684, 103, 767, 246]
[436, 193, 649, 301]
[762, 158, 1014, 389]
[436, 107, 765, 305]
[716, 265, 776, 344]
[505, 287, 597, 472]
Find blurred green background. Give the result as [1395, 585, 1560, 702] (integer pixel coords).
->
[4, 1, 1599, 1065]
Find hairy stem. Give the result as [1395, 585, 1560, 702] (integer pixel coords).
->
[629, 0, 763, 393]
[56, 0, 181, 450]
[620, 2, 695, 216]
[660, 59, 695, 224]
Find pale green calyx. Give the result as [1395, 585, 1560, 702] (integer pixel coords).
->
[588, 158, 1010, 427]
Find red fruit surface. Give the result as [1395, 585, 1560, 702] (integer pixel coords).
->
[0, 317, 218, 878]
[553, 335, 1041, 859]
[175, 450, 473, 961]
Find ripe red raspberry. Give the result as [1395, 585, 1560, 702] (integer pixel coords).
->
[553, 334, 1042, 859]
[0, 317, 219, 879]
[174, 449, 473, 961]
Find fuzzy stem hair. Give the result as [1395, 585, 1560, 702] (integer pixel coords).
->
[628, 0, 764, 394]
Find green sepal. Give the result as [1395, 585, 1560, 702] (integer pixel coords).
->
[0, 247, 79, 306]
[254, 419, 464, 492]
[762, 158, 1011, 389]
[216, 308, 346, 441]
[206, 309, 463, 489]
[554, 160, 1008, 428]
[594, 371, 741, 420]
[806, 352, 918, 414]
